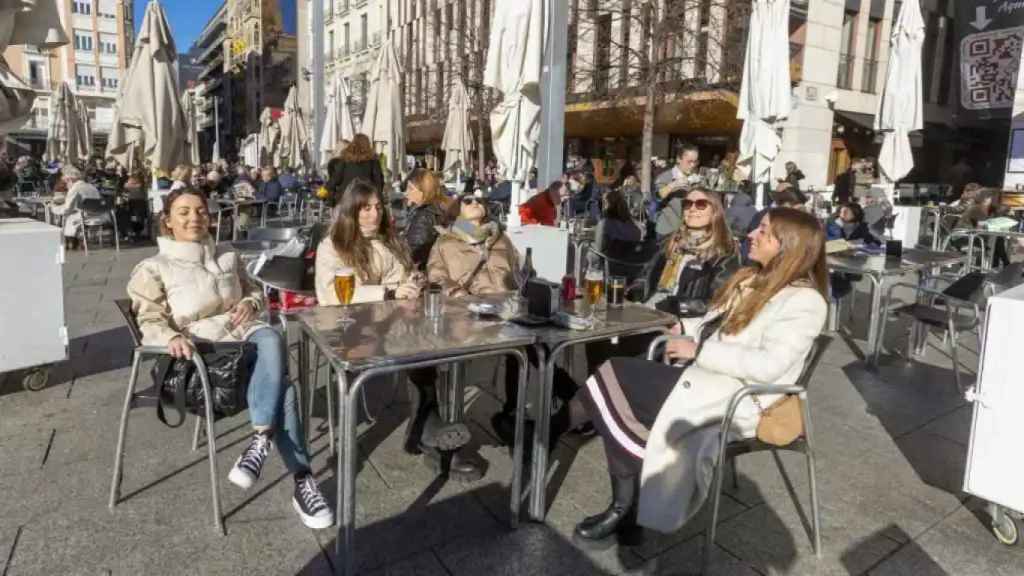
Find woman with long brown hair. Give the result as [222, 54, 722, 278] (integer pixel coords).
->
[572, 207, 828, 546]
[328, 133, 384, 205]
[314, 178, 420, 304]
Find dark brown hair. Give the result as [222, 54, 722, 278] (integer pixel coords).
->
[159, 187, 209, 236]
[340, 133, 377, 163]
[329, 178, 411, 282]
[711, 207, 828, 335]
[602, 188, 632, 223]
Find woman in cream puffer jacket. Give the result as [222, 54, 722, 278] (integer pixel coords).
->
[126, 188, 333, 530]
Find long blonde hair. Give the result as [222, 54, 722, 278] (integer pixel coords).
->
[711, 207, 828, 335]
[407, 167, 445, 207]
[664, 188, 733, 258]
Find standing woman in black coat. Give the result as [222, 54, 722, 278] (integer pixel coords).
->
[403, 168, 450, 270]
[328, 133, 384, 205]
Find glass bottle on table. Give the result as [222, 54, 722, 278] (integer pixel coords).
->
[518, 247, 536, 297]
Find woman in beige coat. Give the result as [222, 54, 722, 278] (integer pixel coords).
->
[574, 208, 828, 545]
[427, 191, 519, 296]
[127, 188, 333, 529]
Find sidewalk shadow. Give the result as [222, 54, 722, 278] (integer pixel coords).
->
[841, 524, 949, 575]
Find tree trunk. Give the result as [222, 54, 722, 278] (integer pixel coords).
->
[641, 80, 656, 200]
[476, 91, 486, 179]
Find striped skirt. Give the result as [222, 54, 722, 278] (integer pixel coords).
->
[582, 357, 684, 478]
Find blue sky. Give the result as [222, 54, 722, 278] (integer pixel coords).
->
[133, 0, 223, 53]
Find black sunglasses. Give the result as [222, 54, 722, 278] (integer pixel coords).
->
[460, 196, 482, 205]
[682, 199, 711, 211]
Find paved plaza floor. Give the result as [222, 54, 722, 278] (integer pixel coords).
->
[1, 243, 1022, 575]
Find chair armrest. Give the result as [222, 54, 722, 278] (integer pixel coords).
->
[646, 333, 687, 362]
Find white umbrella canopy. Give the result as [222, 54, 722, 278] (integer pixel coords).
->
[258, 107, 280, 167]
[483, 0, 544, 184]
[77, 98, 93, 160]
[183, 91, 202, 166]
[320, 75, 356, 166]
[114, 0, 187, 173]
[45, 82, 88, 164]
[0, 0, 68, 133]
[441, 80, 474, 175]
[278, 86, 309, 170]
[105, 101, 143, 172]
[362, 39, 406, 180]
[875, 0, 924, 185]
[736, 0, 792, 187]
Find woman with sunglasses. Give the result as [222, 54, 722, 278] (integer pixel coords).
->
[427, 191, 519, 296]
[648, 186, 740, 334]
[573, 208, 828, 546]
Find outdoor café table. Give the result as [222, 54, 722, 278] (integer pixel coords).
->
[954, 228, 1024, 271]
[523, 302, 676, 521]
[924, 205, 956, 250]
[295, 295, 535, 576]
[16, 196, 56, 224]
[216, 198, 268, 241]
[827, 247, 965, 365]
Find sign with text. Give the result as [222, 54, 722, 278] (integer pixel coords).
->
[957, 1, 1024, 121]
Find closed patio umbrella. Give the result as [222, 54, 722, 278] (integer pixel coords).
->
[736, 0, 792, 207]
[0, 0, 68, 132]
[361, 39, 405, 182]
[77, 98, 93, 161]
[114, 0, 187, 173]
[278, 86, 309, 171]
[106, 101, 142, 172]
[441, 79, 474, 177]
[45, 82, 88, 164]
[258, 107, 279, 168]
[184, 91, 202, 166]
[483, 0, 544, 225]
[874, 0, 924, 192]
[320, 75, 356, 167]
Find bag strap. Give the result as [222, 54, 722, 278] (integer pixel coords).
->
[155, 359, 189, 428]
[458, 245, 491, 294]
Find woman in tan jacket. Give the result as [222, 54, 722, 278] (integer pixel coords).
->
[427, 191, 519, 296]
[126, 188, 332, 529]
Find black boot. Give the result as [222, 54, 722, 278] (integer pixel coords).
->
[403, 376, 434, 455]
[421, 446, 485, 482]
[574, 473, 642, 547]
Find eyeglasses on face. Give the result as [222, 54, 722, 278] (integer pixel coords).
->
[461, 196, 482, 205]
[682, 199, 711, 211]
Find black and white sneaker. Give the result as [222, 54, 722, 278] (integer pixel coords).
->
[293, 475, 333, 529]
[228, 432, 272, 489]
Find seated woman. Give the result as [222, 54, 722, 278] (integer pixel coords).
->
[314, 179, 471, 473]
[827, 202, 879, 244]
[403, 168, 450, 270]
[574, 207, 828, 545]
[647, 187, 739, 334]
[519, 180, 568, 226]
[954, 188, 1011, 268]
[126, 188, 333, 529]
[591, 188, 643, 258]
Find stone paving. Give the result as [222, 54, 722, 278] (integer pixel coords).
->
[1, 243, 1023, 575]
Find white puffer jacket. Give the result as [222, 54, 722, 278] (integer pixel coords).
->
[126, 237, 266, 346]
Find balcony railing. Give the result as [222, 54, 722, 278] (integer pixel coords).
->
[861, 59, 879, 94]
[836, 53, 854, 90]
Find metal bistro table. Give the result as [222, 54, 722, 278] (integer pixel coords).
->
[955, 228, 1024, 272]
[295, 296, 535, 576]
[217, 199, 268, 241]
[525, 302, 676, 521]
[827, 247, 965, 365]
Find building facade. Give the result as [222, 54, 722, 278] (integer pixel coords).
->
[2, 0, 135, 157]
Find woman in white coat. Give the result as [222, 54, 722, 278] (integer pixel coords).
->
[574, 207, 828, 545]
[127, 188, 333, 529]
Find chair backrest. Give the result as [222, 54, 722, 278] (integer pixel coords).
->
[114, 299, 144, 348]
[942, 272, 986, 302]
[80, 197, 112, 214]
[796, 335, 832, 391]
[247, 226, 299, 243]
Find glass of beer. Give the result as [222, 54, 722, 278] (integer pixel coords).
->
[334, 267, 356, 325]
[607, 276, 626, 307]
[584, 268, 605, 317]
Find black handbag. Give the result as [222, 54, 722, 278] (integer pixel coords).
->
[150, 342, 256, 428]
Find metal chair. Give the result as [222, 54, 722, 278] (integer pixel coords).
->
[586, 237, 665, 302]
[648, 334, 832, 570]
[108, 299, 225, 533]
[875, 272, 986, 393]
[79, 197, 120, 255]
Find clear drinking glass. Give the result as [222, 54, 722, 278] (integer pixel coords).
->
[607, 275, 626, 307]
[333, 267, 356, 325]
[584, 268, 605, 317]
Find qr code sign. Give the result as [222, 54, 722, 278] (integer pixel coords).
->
[961, 27, 1024, 111]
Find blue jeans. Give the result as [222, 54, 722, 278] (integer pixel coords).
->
[246, 328, 310, 473]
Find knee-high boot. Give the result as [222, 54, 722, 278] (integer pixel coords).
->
[574, 472, 642, 546]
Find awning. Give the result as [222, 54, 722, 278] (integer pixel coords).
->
[833, 110, 923, 146]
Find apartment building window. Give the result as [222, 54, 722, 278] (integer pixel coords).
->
[436, 63, 445, 111]
[360, 13, 368, 50]
[862, 18, 882, 93]
[328, 30, 335, 60]
[101, 67, 119, 91]
[74, 30, 94, 52]
[343, 23, 350, 56]
[75, 65, 97, 88]
[72, 1, 91, 15]
[100, 33, 118, 55]
[98, 0, 116, 18]
[27, 60, 46, 90]
[836, 11, 857, 89]
[594, 13, 611, 95]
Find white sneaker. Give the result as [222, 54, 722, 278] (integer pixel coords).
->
[293, 475, 333, 529]
[228, 432, 272, 490]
